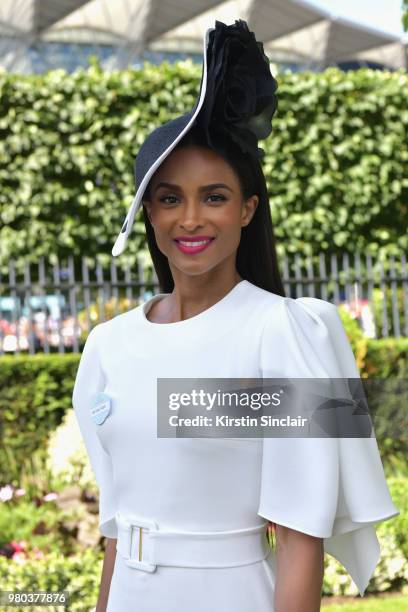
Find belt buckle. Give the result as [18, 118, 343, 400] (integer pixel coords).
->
[116, 512, 158, 572]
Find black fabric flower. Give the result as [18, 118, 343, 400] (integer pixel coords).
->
[196, 19, 278, 160]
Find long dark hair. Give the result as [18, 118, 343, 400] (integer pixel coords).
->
[141, 126, 285, 297]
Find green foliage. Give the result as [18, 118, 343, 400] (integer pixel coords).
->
[0, 548, 103, 611]
[360, 337, 408, 472]
[0, 354, 79, 484]
[337, 305, 367, 370]
[403, 2, 408, 32]
[321, 595, 408, 611]
[0, 63, 407, 275]
[364, 337, 408, 379]
[0, 499, 60, 550]
[383, 477, 408, 560]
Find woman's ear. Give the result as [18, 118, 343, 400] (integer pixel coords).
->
[241, 195, 259, 227]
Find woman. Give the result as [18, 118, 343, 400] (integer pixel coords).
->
[72, 20, 399, 612]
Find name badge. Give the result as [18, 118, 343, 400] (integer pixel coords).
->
[91, 392, 112, 425]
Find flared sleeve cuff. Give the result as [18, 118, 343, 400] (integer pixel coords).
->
[72, 324, 118, 539]
[258, 297, 400, 596]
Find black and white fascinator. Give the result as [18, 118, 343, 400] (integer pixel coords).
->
[112, 19, 278, 257]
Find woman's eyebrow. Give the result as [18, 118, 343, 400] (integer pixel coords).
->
[154, 181, 233, 193]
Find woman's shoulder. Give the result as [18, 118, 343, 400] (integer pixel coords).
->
[245, 281, 337, 330]
[84, 303, 144, 347]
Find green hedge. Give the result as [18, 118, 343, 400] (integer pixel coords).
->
[364, 338, 408, 378]
[0, 60, 407, 274]
[0, 354, 79, 482]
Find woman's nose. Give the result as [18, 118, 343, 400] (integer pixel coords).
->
[178, 200, 205, 228]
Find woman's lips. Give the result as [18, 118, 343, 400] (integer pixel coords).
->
[174, 238, 215, 255]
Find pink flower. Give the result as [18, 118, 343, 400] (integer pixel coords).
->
[11, 540, 27, 553]
[0, 485, 13, 502]
[14, 488, 25, 497]
[43, 492, 58, 502]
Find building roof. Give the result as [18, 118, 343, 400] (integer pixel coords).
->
[0, 0, 406, 72]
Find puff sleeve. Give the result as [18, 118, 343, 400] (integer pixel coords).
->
[258, 296, 400, 597]
[72, 324, 118, 539]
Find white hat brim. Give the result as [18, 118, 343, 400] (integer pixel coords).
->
[112, 27, 213, 257]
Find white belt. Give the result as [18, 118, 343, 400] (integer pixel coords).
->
[115, 511, 270, 572]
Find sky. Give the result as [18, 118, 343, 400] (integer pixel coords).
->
[307, 0, 405, 37]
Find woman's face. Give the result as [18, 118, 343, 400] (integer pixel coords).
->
[143, 144, 258, 279]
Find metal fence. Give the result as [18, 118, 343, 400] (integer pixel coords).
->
[0, 251, 407, 355]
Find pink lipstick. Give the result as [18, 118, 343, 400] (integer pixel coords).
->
[174, 236, 215, 255]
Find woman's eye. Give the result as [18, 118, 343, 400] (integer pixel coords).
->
[158, 193, 226, 204]
[159, 195, 179, 204]
[207, 193, 226, 203]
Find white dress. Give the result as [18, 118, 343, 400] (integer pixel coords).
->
[72, 279, 399, 611]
